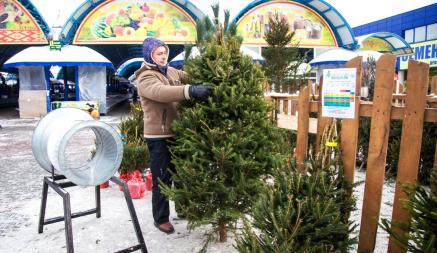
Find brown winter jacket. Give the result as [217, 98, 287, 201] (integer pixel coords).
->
[135, 63, 190, 138]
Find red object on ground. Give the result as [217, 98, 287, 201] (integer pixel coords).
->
[119, 170, 143, 191]
[127, 180, 146, 199]
[99, 180, 109, 189]
[146, 171, 153, 191]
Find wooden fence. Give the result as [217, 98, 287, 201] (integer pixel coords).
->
[266, 56, 437, 253]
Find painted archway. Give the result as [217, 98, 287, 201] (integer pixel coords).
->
[357, 32, 412, 55]
[231, 0, 357, 49]
[0, 0, 50, 68]
[61, 0, 205, 45]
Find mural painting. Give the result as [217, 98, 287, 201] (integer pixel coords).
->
[74, 0, 197, 44]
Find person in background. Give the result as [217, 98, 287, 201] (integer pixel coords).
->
[134, 37, 212, 234]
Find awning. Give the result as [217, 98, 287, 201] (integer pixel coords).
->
[4, 45, 113, 68]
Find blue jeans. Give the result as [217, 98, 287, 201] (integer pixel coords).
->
[145, 138, 175, 224]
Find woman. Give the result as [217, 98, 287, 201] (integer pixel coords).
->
[134, 37, 211, 234]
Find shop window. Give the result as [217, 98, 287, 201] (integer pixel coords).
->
[427, 23, 437, 40]
[414, 26, 426, 42]
[404, 29, 414, 43]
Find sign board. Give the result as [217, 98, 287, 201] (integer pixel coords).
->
[51, 101, 100, 118]
[322, 68, 357, 119]
[236, 1, 336, 47]
[49, 40, 61, 51]
[0, 0, 47, 44]
[398, 40, 437, 70]
[74, 0, 196, 44]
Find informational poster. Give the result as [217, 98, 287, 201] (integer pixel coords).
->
[74, 0, 196, 44]
[236, 1, 336, 47]
[322, 68, 357, 119]
[0, 0, 47, 44]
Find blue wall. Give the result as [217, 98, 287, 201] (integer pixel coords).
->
[353, 3, 437, 37]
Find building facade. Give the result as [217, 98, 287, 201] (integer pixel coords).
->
[353, 3, 437, 84]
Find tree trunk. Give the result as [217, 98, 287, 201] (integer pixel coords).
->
[218, 221, 227, 242]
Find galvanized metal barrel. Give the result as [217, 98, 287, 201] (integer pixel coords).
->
[32, 108, 123, 186]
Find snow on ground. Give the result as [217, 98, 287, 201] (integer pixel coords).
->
[0, 105, 396, 252]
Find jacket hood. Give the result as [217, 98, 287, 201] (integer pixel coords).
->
[142, 37, 169, 65]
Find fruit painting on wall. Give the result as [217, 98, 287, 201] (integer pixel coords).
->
[0, 0, 47, 44]
[74, 0, 197, 44]
[236, 1, 336, 47]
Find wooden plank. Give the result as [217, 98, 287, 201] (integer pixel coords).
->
[388, 61, 430, 253]
[358, 54, 396, 253]
[431, 141, 437, 192]
[359, 103, 437, 123]
[283, 99, 289, 115]
[316, 77, 332, 153]
[431, 76, 437, 94]
[277, 114, 318, 133]
[295, 86, 310, 171]
[341, 57, 362, 183]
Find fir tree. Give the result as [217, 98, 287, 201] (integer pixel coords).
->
[235, 121, 357, 252]
[380, 170, 437, 252]
[262, 13, 307, 93]
[161, 27, 285, 242]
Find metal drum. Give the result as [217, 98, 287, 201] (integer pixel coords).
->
[32, 108, 123, 186]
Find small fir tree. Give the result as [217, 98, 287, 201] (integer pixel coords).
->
[262, 13, 307, 93]
[161, 28, 285, 242]
[380, 170, 437, 253]
[118, 102, 148, 174]
[236, 121, 357, 252]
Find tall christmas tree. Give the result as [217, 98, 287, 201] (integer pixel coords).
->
[161, 27, 285, 242]
[262, 13, 307, 93]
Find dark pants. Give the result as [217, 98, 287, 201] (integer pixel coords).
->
[145, 138, 175, 224]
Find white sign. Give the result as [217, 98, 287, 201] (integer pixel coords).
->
[322, 68, 357, 119]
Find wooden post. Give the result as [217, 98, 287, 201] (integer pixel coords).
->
[433, 141, 437, 193]
[283, 99, 289, 115]
[431, 76, 437, 94]
[296, 85, 309, 171]
[341, 57, 363, 183]
[358, 55, 396, 253]
[316, 77, 332, 153]
[388, 61, 430, 253]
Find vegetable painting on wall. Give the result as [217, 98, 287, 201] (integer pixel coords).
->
[74, 0, 197, 44]
[0, 0, 47, 44]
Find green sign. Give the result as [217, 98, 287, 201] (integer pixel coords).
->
[50, 40, 61, 51]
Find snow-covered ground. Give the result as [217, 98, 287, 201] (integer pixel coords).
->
[0, 109, 396, 252]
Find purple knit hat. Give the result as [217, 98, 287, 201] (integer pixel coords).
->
[142, 37, 168, 65]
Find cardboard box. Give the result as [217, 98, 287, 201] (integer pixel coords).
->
[19, 90, 47, 118]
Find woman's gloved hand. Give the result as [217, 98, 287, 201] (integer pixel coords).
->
[188, 85, 213, 100]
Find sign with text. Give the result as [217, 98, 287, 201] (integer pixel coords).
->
[74, 0, 196, 44]
[398, 40, 437, 69]
[322, 68, 357, 119]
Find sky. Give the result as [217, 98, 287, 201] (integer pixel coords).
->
[31, 0, 436, 29]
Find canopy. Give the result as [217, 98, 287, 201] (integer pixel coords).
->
[169, 46, 265, 66]
[309, 48, 357, 67]
[356, 32, 413, 55]
[4, 45, 113, 68]
[309, 48, 384, 67]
